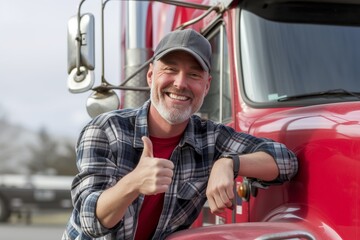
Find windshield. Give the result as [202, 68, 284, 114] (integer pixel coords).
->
[240, 10, 360, 105]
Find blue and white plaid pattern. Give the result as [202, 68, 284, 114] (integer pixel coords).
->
[62, 100, 298, 240]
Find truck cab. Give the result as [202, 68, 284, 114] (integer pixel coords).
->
[67, 0, 360, 238]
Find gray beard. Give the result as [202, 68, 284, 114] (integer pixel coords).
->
[150, 90, 193, 125]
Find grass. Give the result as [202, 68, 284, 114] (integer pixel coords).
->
[9, 210, 71, 226]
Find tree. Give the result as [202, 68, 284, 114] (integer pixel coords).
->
[0, 117, 23, 174]
[27, 127, 78, 176]
[51, 141, 78, 176]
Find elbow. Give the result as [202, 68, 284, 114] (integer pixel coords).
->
[78, 193, 114, 238]
[79, 207, 115, 238]
[281, 151, 299, 182]
[269, 148, 299, 183]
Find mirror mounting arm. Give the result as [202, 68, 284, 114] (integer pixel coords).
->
[92, 55, 154, 92]
[75, 0, 87, 77]
[101, 0, 111, 87]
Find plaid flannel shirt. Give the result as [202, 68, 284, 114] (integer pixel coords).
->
[62, 100, 298, 240]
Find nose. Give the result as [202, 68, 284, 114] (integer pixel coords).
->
[173, 71, 187, 89]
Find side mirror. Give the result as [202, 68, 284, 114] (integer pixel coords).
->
[67, 13, 95, 93]
[86, 89, 120, 118]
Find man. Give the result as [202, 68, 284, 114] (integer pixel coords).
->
[62, 29, 298, 240]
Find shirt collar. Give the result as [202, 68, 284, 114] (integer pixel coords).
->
[133, 100, 151, 149]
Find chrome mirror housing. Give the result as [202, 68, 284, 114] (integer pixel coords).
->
[86, 89, 120, 118]
[67, 13, 95, 93]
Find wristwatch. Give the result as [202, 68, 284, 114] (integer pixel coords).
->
[220, 153, 240, 178]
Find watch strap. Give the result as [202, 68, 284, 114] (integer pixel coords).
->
[220, 153, 240, 178]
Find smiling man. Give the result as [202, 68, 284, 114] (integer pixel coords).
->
[62, 29, 298, 240]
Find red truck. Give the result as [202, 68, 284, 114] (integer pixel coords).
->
[67, 0, 360, 239]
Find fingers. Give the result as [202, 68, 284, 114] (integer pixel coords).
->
[152, 170, 173, 193]
[207, 183, 234, 214]
[146, 165, 174, 195]
[206, 158, 235, 214]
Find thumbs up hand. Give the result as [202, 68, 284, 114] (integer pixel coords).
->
[133, 136, 174, 195]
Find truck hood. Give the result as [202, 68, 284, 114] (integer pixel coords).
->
[246, 101, 360, 239]
[167, 222, 319, 240]
[248, 102, 360, 147]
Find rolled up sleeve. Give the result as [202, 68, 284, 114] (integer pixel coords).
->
[254, 141, 298, 182]
[71, 124, 122, 237]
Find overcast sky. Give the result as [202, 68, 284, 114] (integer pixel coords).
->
[0, 1, 121, 139]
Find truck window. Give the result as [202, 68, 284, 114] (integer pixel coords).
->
[240, 9, 360, 106]
[199, 26, 231, 123]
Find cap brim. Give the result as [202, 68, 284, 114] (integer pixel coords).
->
[155, 47, 209, 72]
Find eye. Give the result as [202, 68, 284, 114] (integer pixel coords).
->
[189, 72, 202, 79]
[164, 67, 177, 73]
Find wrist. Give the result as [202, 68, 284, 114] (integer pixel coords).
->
[219, 153, 240, 178]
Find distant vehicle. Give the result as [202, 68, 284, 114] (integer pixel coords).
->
[0, 174, 73, 222]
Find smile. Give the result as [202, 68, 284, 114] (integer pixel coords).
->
[167, 92, 190, 101]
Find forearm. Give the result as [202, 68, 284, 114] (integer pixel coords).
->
[96, 173, 140, 229]
[238, 151, 279, 181]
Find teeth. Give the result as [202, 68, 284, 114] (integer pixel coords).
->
[168, 93, 188, 101]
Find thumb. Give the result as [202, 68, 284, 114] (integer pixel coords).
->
[141, 136, 154, 158]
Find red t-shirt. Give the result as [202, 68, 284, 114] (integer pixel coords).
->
[134, 134, 182, 240]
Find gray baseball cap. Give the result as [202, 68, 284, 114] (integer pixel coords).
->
[153, 29, 212, 72]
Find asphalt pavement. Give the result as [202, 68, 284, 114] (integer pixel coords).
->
[0, 211, 70, 240]
[0, 224, 65, 240]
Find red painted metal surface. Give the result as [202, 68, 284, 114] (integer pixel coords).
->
[242, 102, 360, 239]
[143, 1, 360, 239]
[168, 222, 322, 239]
[170, 102, 360, 239]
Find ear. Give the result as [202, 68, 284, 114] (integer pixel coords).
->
[204, 75, 212, 96]
[147, 63, 154, 87]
